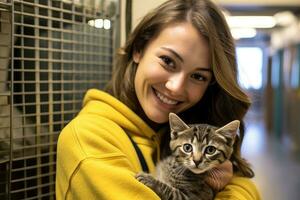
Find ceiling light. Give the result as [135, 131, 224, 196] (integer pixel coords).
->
[103, 19, 111, 30]
[230, 28, 257, 39]
[88, 19, 111, 29]
[226, 16, 276, 28]
[94, 19, 104, 28]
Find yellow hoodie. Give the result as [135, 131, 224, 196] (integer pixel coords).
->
[55, 89, 261, 200]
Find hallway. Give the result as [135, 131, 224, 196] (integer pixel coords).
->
[242, 108, 300, 200]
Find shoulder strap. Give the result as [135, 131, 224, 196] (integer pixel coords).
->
[126, 133, 149, 173]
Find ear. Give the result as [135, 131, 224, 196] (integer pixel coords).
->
[133, 50, 141, 63]
[216, 120, 240, 146]
[169, 113, 189, 134]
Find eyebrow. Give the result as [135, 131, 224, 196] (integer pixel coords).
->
[161, 47, 184, 63]
[196, 68, 212, 73]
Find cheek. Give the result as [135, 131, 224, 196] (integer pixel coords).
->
[134, 62, 151, 88]
[179, 153, 192, 164]
[134, 68, 142, 95]
[136, 65, 166, 86]
[135, 60, 165, 83]
[146, 69, 164, 81]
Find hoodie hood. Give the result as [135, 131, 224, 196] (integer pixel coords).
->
[80, 89, 156, 140]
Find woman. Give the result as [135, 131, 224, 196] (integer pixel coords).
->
[56, 0, 260, 199]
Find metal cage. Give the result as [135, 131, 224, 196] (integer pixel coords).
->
[0, 0, 120, 199]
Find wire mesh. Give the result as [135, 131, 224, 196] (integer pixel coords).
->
[0, 0, 119, 199]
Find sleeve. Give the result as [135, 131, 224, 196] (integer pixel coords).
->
[214, 176, 261, 200]
[55, 116, 160, 200]
[66, 157, 160, 200]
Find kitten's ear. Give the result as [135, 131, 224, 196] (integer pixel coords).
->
[216, 120, 240, 146]
[169, 113, 189, 133]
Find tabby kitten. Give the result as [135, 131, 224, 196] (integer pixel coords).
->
[136, 113, 239, 200]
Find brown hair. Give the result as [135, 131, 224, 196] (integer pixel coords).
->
[105, 0, 254, 178]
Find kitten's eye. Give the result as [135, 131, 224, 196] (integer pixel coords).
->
[205, 146, 216, 155]
[159, 55, 175, 69]
[183, 144, 193, 153]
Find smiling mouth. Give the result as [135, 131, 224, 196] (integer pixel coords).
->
[153, 88, 181, 105]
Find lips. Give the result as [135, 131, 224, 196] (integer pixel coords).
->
[153, 88, 181, 106]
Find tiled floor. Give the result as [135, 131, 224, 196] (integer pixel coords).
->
[242, 109, 300, 200]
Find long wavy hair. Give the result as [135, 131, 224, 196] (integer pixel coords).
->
[105, 0, 254, 178]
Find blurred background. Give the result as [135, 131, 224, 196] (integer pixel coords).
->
[0, 0, 299, 199]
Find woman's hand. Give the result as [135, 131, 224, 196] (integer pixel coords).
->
[205, 160, 233, 191]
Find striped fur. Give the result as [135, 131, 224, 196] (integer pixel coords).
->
[136, 113, 239, 200]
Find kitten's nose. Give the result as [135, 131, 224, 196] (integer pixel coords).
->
[193, 160, 201, 167]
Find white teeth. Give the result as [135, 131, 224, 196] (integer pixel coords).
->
[155, 91, 178, 105]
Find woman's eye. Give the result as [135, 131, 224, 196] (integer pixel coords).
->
[160, 56, 175, 69]
[190, 73, 207, 82]
[204, 146, 216, 155]
[183, 143, 193, 153]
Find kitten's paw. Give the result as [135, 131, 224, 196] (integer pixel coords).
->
[135, 172, 155, 187]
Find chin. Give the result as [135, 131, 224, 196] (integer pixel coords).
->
[150, 117, 168, 124]
[190, 168, 205, 174]
[146, 111, 169, 124]
[189, 167, 209, 174]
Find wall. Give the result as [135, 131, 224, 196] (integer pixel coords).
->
[131, 0, 166, 29]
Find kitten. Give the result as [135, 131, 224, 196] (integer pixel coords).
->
[136, 113, 239, 200]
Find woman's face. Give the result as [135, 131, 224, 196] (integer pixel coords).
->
[134, 22, 212, 123]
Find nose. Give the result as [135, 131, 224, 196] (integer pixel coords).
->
[165, 73, 186, 94]
[193, 153, 203, 167]
[193, 159, 201, 167]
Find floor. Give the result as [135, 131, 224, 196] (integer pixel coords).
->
[242, 109, 300, 200]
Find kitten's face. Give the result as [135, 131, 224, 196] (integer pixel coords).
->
[168, 113, 239, 174]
